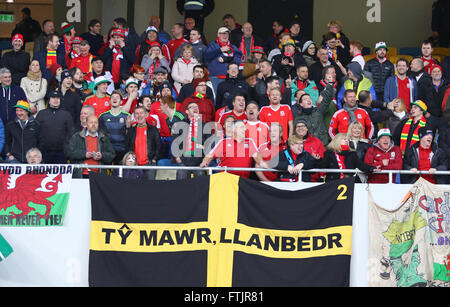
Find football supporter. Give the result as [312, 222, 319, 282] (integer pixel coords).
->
[200, 120, 265, 178]
[259, 87, 293, 142]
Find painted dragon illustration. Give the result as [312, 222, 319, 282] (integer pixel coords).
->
[0, 173, 62, 218]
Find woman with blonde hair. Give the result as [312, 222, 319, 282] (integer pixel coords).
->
[112, 151, 145, 179]
[385, 98, 408, 133]
[20, 60, 47, 115]
[347, 121, 372, 160]
[171, 44, 200, 93]
[319, 133, 378, 182]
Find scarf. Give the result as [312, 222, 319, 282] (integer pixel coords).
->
[148, 58, 160, 78]
[216, 38, 234, 57]
[343, 105, 358, 124]
[111, 45, 123, 83]
[186, 117, 199, 156]
[194, 91, 204, 99]
[335, 152, 346, 179]
[326, 46, 337, 61]
[400, 116, 426, 154]
[46, 48, 57, 68]
[239, 35, 254, 67]
[320, 79, 338, 94]
[27, 70, 42, 81]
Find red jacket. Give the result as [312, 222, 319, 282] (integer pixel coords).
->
[364, 143, 403, 183]
[329, 108, 374, 139]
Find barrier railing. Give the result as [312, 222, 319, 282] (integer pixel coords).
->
[11, 164, 447, 184]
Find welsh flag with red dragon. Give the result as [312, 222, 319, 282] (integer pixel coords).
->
[0, 165, 73, 227]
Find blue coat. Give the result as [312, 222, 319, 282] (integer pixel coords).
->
[33, 49, 66, 81]
[0, 85, 27, 127]
[203, 41, 242, 77]
[0, 118, 4, 154]
[384, 75, 418, 103]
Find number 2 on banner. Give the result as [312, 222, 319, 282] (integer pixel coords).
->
[337, 185, 348, 200]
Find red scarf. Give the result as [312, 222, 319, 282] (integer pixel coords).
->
[194, 91, 204, 99]
[186, 117, 198, 156]
[148, 58, 160, 78]
[216, 38, 234, 57]
[111, 45, 122, 83]
[239, 35, 254, 67]
[335, 152, 346, 179]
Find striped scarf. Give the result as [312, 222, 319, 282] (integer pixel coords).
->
[46, 48, 57, 68]
[400, 116, 426, 154]
[186, 117, 198, 156]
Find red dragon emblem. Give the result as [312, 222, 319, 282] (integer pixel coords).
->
[0, 173, 62, 218]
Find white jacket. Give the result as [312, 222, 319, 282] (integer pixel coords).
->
[20, 76, 48, 114]
[171, 57, 200, 93]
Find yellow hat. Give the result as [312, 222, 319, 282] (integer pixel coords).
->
[14, 100, 31, 112]
[411, 100, 427, 114]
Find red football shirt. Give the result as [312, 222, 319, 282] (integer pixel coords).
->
[84, 95, 111, 118]
[245, 120, 269, 149]
[397, 76, 411, 111]
[259, 104, 293, 141]
[209, 137, 258, 178]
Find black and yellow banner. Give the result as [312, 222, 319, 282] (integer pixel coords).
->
[88, 173, 354, 287]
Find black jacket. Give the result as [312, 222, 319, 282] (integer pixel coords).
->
[215, 75, 249, 109]
[273, 148, 316, 182]
[126, 123, 162, 163]
[363, 58, 395, 97]
[402, 142, 448, 184]
[35, 107, 74, 152]
[0, 50, 30, 86]
[4, 117, 40, 163]
[271, 52, 306, 80]
[319, 149, 376, 183]
[59, 88, 82, 127]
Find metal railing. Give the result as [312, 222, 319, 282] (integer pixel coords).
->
[54, 164, 450, 184]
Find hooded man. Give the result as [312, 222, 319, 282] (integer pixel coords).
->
[336, 61, 377, 109]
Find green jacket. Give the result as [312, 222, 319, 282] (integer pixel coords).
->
[65, 130, 116, 178]
[291, 83, 335, 145]
[291, 78, 320, 106]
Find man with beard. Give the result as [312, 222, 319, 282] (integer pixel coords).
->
[59, 70, 82, 126]
[384, 58, 418, 111]
[363, 41, 395, 101]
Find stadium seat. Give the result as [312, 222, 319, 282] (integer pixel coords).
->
[363, 54, 374, 62]
[387, 47, 397, 56]
[1, 49, 11, 56]
[398, 47, 421, 57]
[433, 47, 450, 57]
[389, 55, 413, 64]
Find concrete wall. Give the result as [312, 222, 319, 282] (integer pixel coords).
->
[47, 0, 435, 52]
[313, 0, 435, 52]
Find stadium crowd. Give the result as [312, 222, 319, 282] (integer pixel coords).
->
[1, 4, 450, 184]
